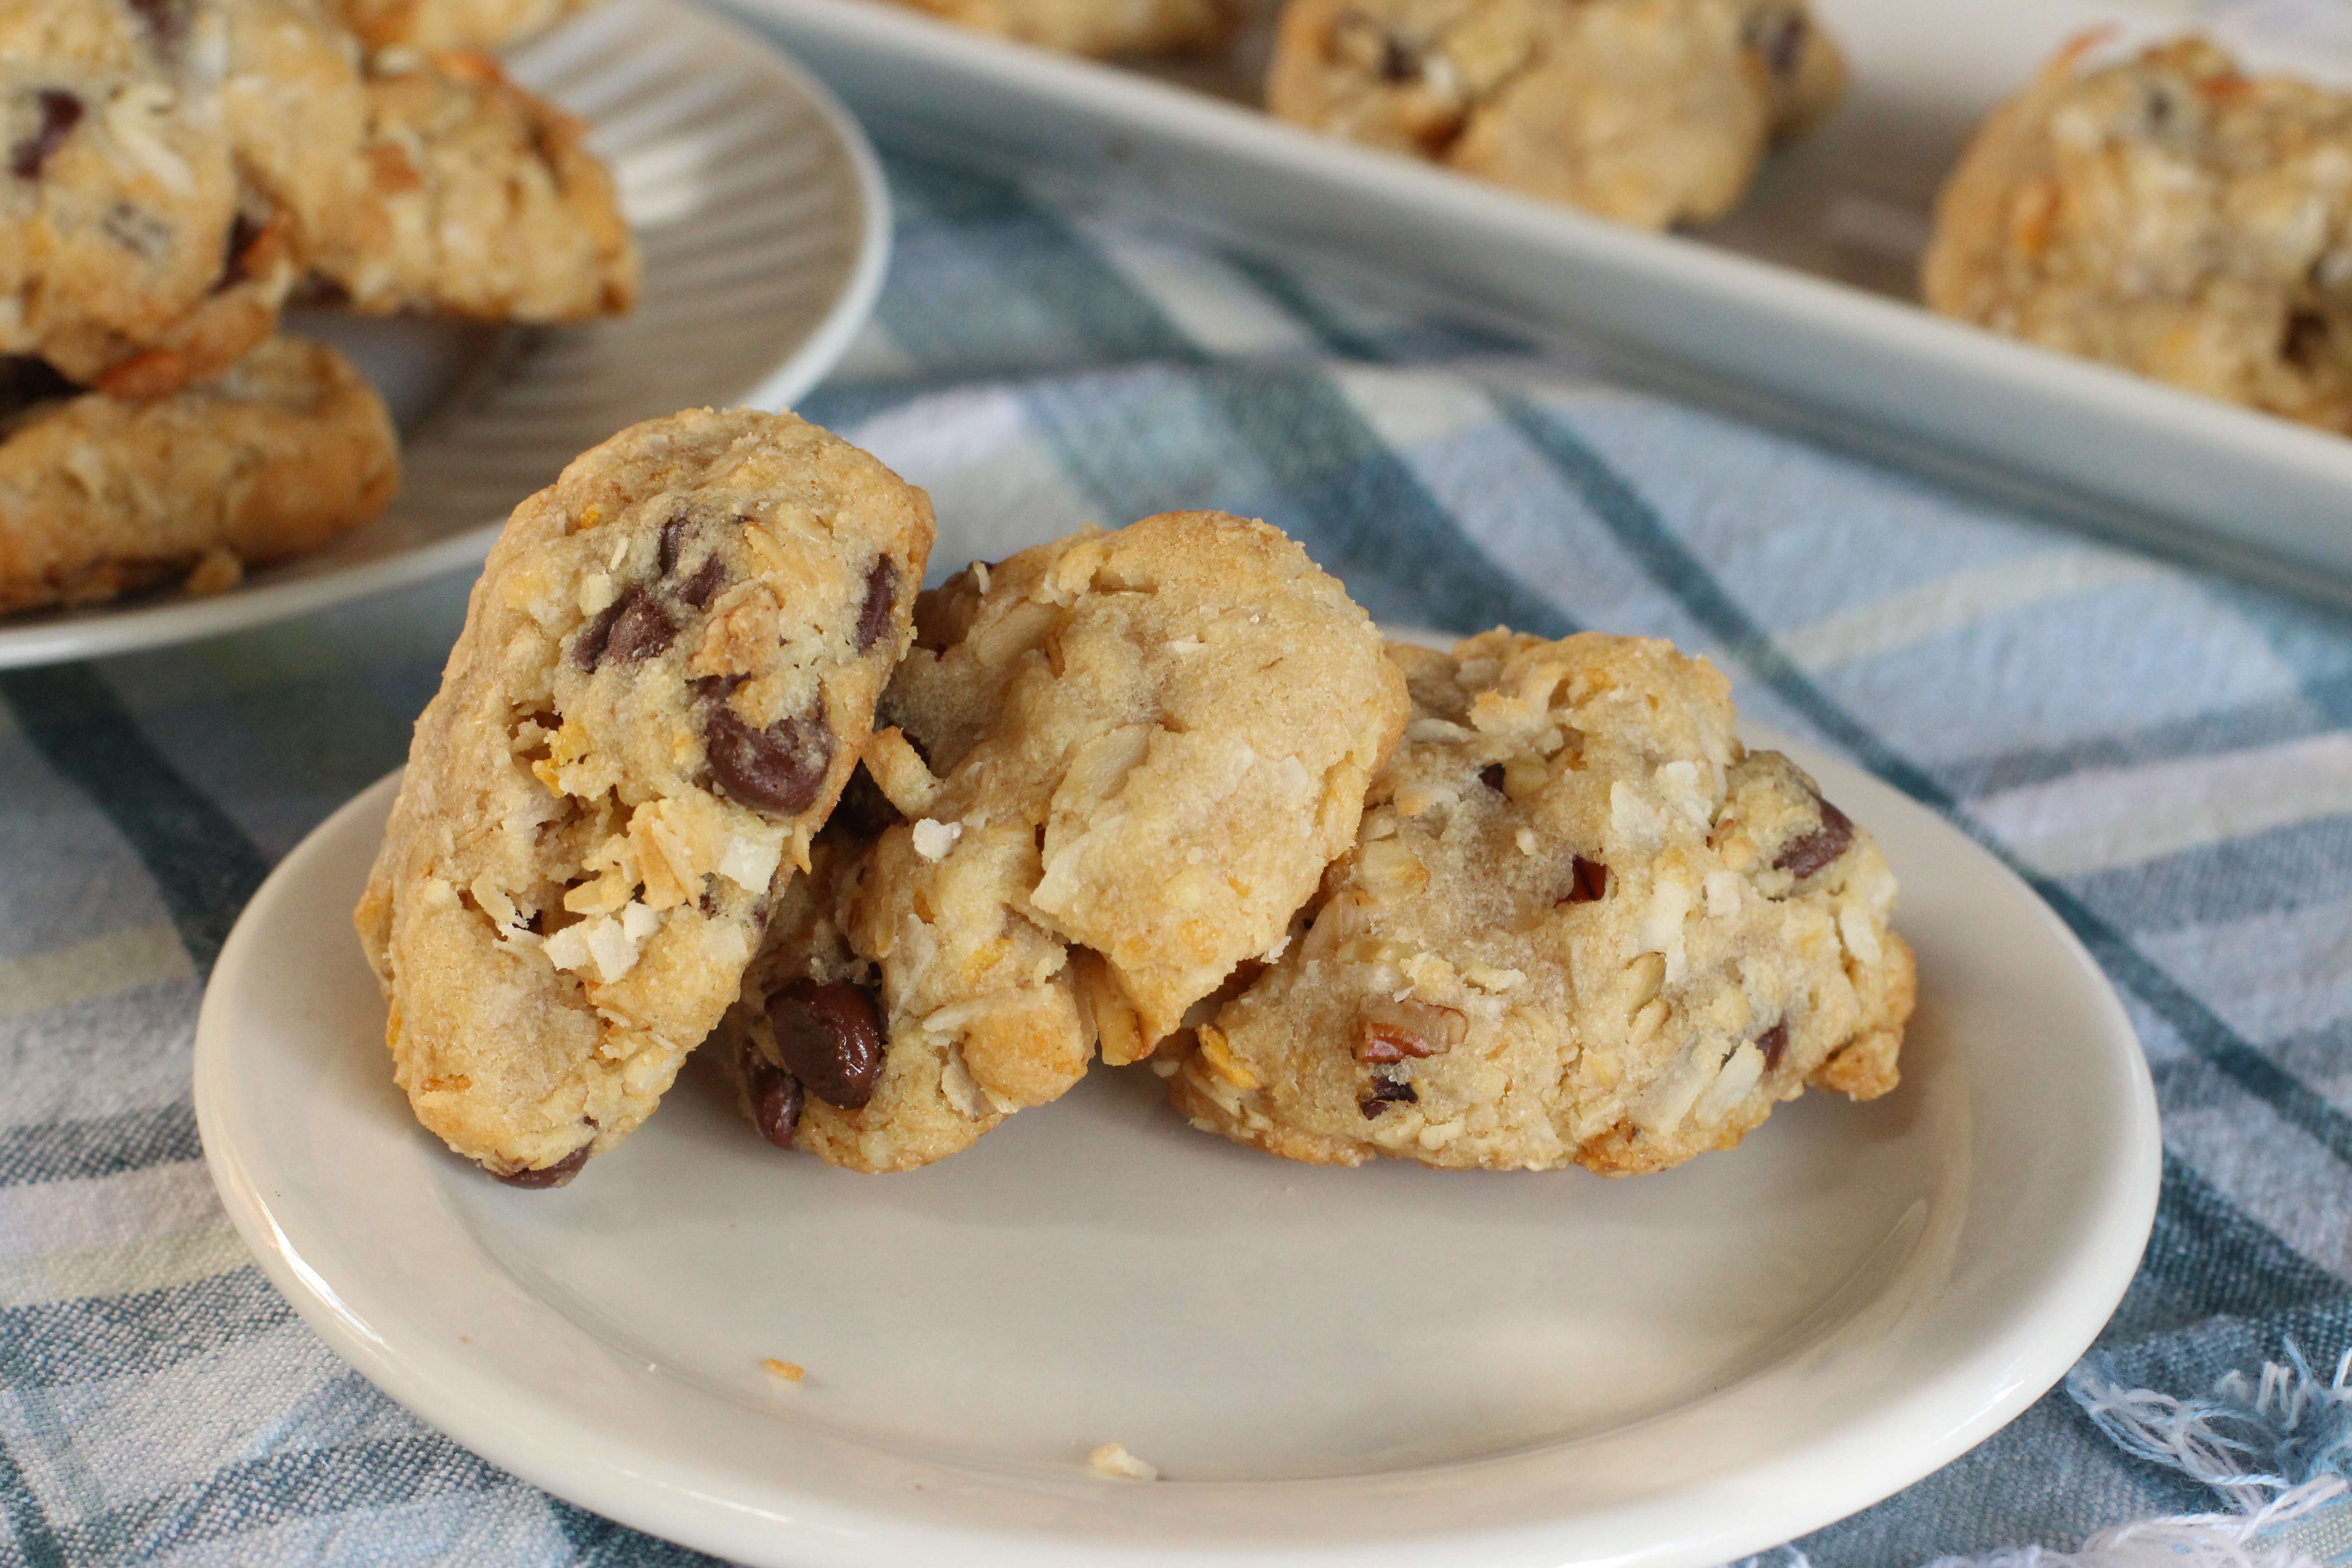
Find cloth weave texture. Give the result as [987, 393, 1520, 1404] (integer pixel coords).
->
[5, 145, 2352, 1565]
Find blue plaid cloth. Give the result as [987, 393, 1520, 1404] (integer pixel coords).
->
[6, 142, 2352, 1566]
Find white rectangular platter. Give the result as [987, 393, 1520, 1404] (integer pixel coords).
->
[718, 0, 2352, 602]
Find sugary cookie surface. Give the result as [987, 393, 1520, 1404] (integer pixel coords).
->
[0, 337, 398, 612]
[1265, 0, 1843, 227]
[716, 510, 1409, 1172]
[1172, 631, 1914, 1174]
[354, 408, 935, 1181]
[1925, 35, 2352, 433]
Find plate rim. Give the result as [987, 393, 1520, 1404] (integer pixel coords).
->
[0, 0, 892, 673]
[194, 727, 2161, 1566]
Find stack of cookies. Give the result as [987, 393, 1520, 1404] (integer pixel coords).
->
[0, 0, 634, 614]
[356, 407, 1916, 1186]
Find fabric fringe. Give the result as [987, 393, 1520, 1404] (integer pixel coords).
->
[1726, 1345, 2352, 1568]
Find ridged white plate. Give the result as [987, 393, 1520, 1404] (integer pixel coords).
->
[196, 726, 2159, 1568]
[0, 0, 887, 670]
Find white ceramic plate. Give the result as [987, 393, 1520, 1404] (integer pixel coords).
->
[196, 727, 2159, 1568]
[0, 0, 887, 671]
[723, 0, 2352, 605]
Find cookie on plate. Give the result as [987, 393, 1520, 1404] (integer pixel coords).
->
[1, 0, 634, 395]
[354, 408, 935, 1183]
[338, 0, 598, 50]
[1171, 631, 1914, 1174]
[882, 0, 1232, 58]
[712, 512, 1409, 1172]
[1923, 35, 2352, 433]
[0, 338, 399, 613]
[1265, 0, 1843, 228]
[0, 0, 296, 394]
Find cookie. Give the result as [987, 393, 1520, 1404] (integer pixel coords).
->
[0, 0, 294, 393]
[307, 50, 637, 324]
[0, 337, 398, 613]
[1924, 35, 2352, 434]
[1, 0, 633, 395]
[714, 511, 1409, 1172]
[353, 408, 935, 1183]
[1170, 631, 1914, 1174]
[338, 0, 597, 50]
[883, 0, 1232, 57]
[1266, 0, 1843, 227]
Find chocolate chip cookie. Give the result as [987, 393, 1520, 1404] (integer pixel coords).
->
[1171, 631, 1914, 1174]
[0, 336, 398, 612]
[2, 0, 634, 395]
[338, 0, 597, 49]
[1266, 0, 1843, 227]
[714, 512, 1410, 1172]
[1925, 35, 2352, 434]
[354, 408, 935, 1183]
[883, 0, 1233, 57]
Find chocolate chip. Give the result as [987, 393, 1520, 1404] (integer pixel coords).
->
[127, 0, 192, 45]
[0, 356, 76, 417]
[1756, 1019, 1789, 1071]
[679, 555, 725, 610]
[657, 514, 691, 576]
[573, 585, 675, 671]
[767, 979, 884, 1109]
[489, 1144, 590, 1187]
[1560, 855, 1608, 904]
[11, 92, 82, 181]
[697, 881, 716, 915]
[856, 557, 899, 653]
[1774, 799, 1853, 881]
[743, 1038, 804, 1148]
[1378, 34, 1416, 82]
[1359, 1076, 1418, 1118]
[1744, 7, 1807, 76]
[702, 700, 833, 814]
[2283, 309, 2332, 371]
[1480, 763, 1505, 792]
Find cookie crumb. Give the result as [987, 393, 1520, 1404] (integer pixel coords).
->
[183, 548, 243, 598]
[911, 818, 962, 861]
[762, 1358, 805, 1382]
[1088, 1442, 1158, 1480]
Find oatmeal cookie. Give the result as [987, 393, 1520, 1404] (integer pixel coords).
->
[354, 408, 935, 1183]
[1, 0, 632, 394]
[1171, 631, 1914, 1174]
[338, 0, 598, 50]
[714, 512, 1409, 1172]
[882, 0, 1231, 58]
[1924, 35, 2352, 433]
[1266, 0, 1843, 227]
[0, 337, 397, 613]
[307, 51, 637, 324]
[0, 0, 295, 394]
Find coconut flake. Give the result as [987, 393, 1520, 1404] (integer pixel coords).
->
[911, 818, 963, 862]
[717, 825, 785, 892]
